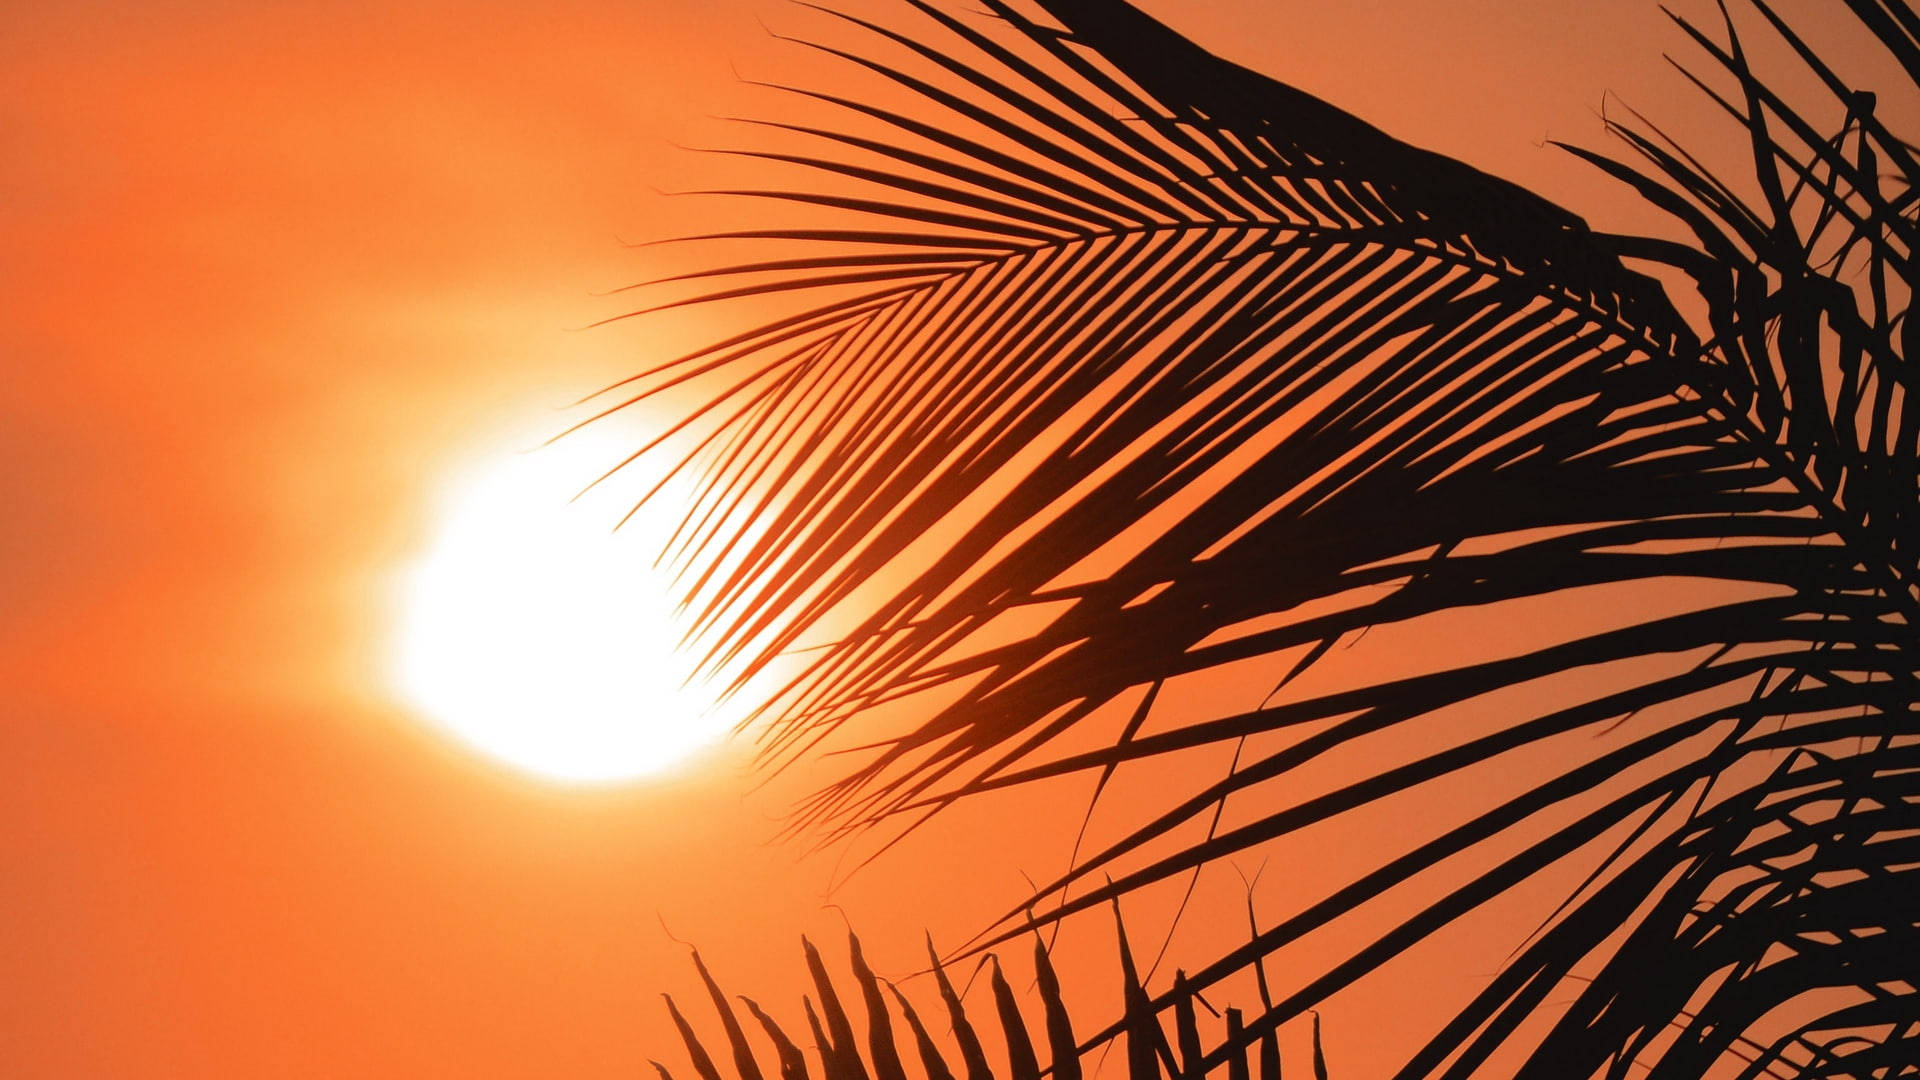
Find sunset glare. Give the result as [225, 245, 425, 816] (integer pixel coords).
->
[389, 444, 726, 783]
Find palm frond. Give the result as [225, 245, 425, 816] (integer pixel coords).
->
[614, 0, 1920, 1075]
[664, 930, 1321, 1080]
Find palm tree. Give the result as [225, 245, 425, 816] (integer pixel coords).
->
[601, 0, 1919, 1075]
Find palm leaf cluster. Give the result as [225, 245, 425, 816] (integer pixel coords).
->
[662, 929, 1331, 1080]
[605, 0, 1920, 1075]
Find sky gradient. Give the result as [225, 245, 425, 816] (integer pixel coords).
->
[1, 1, 1875, 1075]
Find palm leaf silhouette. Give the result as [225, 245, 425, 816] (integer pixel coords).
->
[663, 919, 1331, 1080]
[608, 0, 1919, 1075]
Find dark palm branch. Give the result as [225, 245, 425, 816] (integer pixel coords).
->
[609, 0, 1919, 1075]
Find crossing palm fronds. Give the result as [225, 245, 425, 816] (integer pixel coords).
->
[611, 0, 1919, 1075]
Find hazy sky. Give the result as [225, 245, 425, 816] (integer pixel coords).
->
[0, 1, 1884, 1076]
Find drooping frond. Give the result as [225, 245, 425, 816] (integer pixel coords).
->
[612, 0, 1920, 1075]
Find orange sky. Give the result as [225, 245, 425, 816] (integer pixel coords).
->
[0, 1, 1873, 1076]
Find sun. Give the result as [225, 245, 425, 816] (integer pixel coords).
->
[388, 438, 732, 784]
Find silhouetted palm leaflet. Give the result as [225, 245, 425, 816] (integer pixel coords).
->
[606, 0, 1919, 1075]
[659, 929, 1332, 1080]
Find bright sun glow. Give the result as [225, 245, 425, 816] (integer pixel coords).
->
[389, 437, 732, 784]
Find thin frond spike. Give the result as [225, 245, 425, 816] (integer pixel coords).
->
[929, 935, 995, 1080]
[804, 997, 859, 1080]
[1030, 933, 1081, 1080]
[1309, 1013, 1328, 1080]
[742, 996, 813, 1080]
[667, 993, 727, 1080]
[1258, 1025, 1282, 1080]
[803, 937, 872, 1080]
[989, 955, 1042, 1080]
[846, 931, 909, 1080]
[1225, 1010, 1251, 1080]
[1172, 973, 1202, 1080]
[1111, 899, 1175, 1080]
[886, 981, 958, 1080]
[693, 951, 767, 1080]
